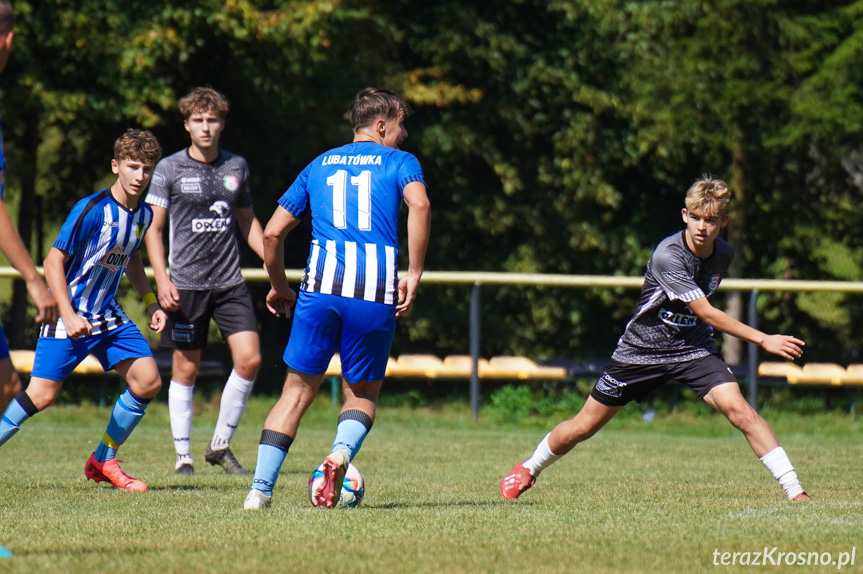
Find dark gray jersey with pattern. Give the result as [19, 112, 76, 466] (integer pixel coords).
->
[612, 230, 734, 364]
[145, 149, 252, 289]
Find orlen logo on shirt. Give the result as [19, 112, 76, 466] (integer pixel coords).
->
[658, 307, 697, 327]
[192, 201, 231, 233]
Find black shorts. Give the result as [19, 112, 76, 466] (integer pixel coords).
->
[161, 283, 258, 350]
[589, 354, 737, 407]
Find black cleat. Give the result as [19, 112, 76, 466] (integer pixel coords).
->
[205, 444, 249, 475]
[175, 463, 195, 475]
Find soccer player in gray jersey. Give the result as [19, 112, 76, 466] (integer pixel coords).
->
[144, 87, 264, 475]
[501, 176, 812, 502]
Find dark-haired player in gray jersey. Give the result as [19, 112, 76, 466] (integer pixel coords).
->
[144, 87, 264, 475]
[501, 176, 812, 502]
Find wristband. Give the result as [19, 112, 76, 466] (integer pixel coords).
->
[143, 292, 157, 306]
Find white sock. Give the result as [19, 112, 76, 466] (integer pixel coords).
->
[523, 433, 563, 476]
[169, 381, 194, 462]
[759, 446, 804, 499]
[211, 370, 254, 450]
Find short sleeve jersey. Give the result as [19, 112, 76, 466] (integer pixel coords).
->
[145, 149, 252, 290]
[612, 230, 734, 364]
[41, 189, 153, 339]
[278, 141, 425, 305]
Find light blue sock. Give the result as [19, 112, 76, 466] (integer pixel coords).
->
[251, 444, 288, 497]
[0, 398, 35, 448]
[94, 389, 150, 463]
[331, 409, 374, 460]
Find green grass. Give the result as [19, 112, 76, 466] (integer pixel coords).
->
[0, 396, 861, 574]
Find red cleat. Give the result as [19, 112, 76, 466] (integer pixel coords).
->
[85, 452, 148, 492]
[792, 491, 812, 501]
[500, 462, 536, 500]
[311, 453, 348, 508]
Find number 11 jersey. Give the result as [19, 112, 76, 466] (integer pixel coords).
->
[278, 141, 425, 306]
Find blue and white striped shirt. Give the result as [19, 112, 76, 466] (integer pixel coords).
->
[41, 189, 153, 338]
[278, 141, 425, 305]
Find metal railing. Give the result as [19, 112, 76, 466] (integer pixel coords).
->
[4, 267, 863, 419]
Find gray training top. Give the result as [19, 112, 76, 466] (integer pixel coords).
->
[145, 148, 252, 290]
[612, 230, 734, 365]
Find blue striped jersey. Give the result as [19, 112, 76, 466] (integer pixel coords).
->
[41, 189, 153, 339]
[278, 141, 425, 305]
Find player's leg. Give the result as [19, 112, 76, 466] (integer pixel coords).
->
[310, 297, 394, 509]
[0, 358, 21, 415]
[169, 349, 199, 473]
[0, 377, 62, 447]
[245, 291, 334, 510]
[1, 334, 86, 447]
[245, 368, 324, 509]
[703, 381, 809, 500]
[501, 360, 653, 500]
[84, 324, 161, 492]
[207, 285, 260, 471]
[163, 289, 209, 473]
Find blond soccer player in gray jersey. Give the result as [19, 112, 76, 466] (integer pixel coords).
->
[144, 87, 264, 475]
[501, 176, 812, 503]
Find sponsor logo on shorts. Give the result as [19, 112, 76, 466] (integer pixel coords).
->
[595, 372, 623, 397]
[658, 307, 697, 327]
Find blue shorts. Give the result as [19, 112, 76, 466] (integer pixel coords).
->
[285, 291, 396, 384]
[0, 323, 9, 360]
[31, 322, 153, 381]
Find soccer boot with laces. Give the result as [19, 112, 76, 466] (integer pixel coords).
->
[500, 461, 536, 500]
[84, 452, 148, 492]
[311, 449, 350, 508]
[205, 443, 249, 475]
[244, 489, 273, 510]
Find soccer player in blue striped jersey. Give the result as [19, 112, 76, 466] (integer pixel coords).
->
[0, 129, 167, 492]
[244, 88, 431, 510]
[0, 0, 58, 417]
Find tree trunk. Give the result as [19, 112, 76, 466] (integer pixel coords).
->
[9, 111, 41, 349]
[722, 133, 745, 365]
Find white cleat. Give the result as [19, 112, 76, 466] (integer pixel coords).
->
[244, 489, 272, 510]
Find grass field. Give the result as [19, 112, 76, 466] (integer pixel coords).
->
[0, 394, 861, 574]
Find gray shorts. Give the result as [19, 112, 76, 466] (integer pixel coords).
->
[161, 283, 257, 350]
[590, 354, 737, 407]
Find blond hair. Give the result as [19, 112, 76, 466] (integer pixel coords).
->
[685, 175, 731, 216]
[179, 87, 229, 120]
[113, 129, 162, 166]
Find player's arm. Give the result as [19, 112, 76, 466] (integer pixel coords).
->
[0, 200, 59, 323]
[142, 203, 179, 312]
[688, 297, 804, 360]
[262, 206, 300, 318]
[43, 247, 91, 338]
[125, 251, 166, 333]
[396, 181, 430, 318]
[235, 206, 265, 261]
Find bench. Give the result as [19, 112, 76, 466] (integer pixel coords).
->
[758, 362, 863, 414]
[325, 354, 567, 380]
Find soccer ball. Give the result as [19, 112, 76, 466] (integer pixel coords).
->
[307, 462, 365, 508]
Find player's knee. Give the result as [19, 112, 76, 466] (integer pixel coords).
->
[235, 352, 261, 378]
[726, 403, 758, 431]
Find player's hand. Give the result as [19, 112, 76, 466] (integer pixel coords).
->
[25, 277, 59, 324]
[156, 277, 181, 312]
[148, 307, 167, 334]
[63, 312, 92, 339]
[266, 286, 297, 318]
[395, 271, 421, 318]
[761, 334, 805, 360]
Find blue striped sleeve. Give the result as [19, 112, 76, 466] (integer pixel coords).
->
[277, 164, 311, 216]
[397, 152, 425, 196]
[53, 191, 106, 256]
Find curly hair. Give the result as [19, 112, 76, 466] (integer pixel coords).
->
[179, 87, 229, 119]
[113, 129, 162, 166]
